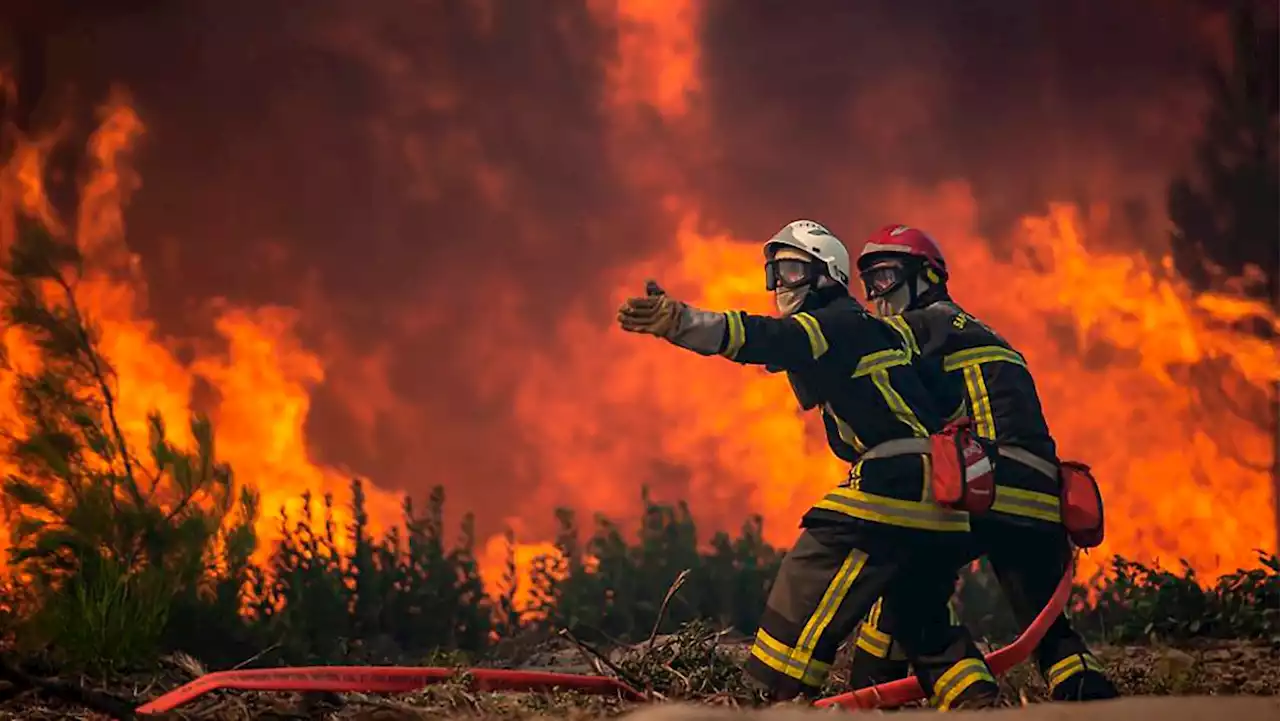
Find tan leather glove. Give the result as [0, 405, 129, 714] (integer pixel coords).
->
[617, 280, 685, 338]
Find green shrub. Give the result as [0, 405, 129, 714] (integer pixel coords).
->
[1072, 551, 1280, 643]
[0, 222, 253, 670]
[32, 553, 171, 672]
[525, 487, 781, 644]
[240, 480, 492, 665]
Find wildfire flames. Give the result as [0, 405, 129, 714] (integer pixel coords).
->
[1, 1, 1276, 613]
[0, 96, 409, 563]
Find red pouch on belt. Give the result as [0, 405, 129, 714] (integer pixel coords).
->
[929, 418, 995, 514]
[1059, 460, 1104, 548]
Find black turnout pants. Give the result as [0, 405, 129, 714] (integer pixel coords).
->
[849, 520, 1115, 700]
[745, 523, 999, 708]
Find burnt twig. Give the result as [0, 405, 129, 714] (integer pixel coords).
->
[557, 628, 647, 693]
[230, 642, 281, 671]
[646, 568, 691, 653]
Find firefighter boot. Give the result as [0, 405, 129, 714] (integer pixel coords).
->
[1046, 653, 1120, 701]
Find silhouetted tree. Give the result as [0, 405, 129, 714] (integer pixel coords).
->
[1167, 1, 1278, 302]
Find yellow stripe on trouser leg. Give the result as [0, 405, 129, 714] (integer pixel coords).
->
[864, 598, 967, 663]
[855, 621, 891, 658]
[855, 597, 891, 657]
[778, 548, 869, 686]
[868, 597, 883, 626]
[749, 628, 831, 687]
[1046, 653, 1106, 692]
[931, 658, 997, 710]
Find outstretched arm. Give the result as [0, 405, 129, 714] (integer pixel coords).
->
[719, 310, 831, 369]
[616, 281, 832, 372]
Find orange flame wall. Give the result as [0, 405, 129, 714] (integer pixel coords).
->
[479, 0, 1278, 596]
[1, 1, 1276, 606]
[0, 97, 406, 562]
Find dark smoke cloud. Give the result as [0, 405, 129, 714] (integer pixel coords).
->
[698, 0, 1212, 247]
[4, 0, 1222, 537]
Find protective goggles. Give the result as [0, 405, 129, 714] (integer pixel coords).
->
[859, 260, 912, 299]
[765, 258, 821, 291]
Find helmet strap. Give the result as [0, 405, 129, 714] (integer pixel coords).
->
[871, 272, 931, 315]
[903, 262, 947, 310]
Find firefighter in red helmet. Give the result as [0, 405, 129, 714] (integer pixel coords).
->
[848, 224, 1119, 702]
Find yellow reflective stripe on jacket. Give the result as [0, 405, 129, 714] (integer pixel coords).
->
[750, 628, 831, 687]
[849, 349, 929, 437]
[883, 315, 919, 356]
[792, 312, 831, 359]
[871, 370, 930, 436]
[721, 312, 746, 359]
[1046, 653, 1106, 691]
[815, 487, 970, 532]
[942, 345, 1026, 440]
[991, 485, 1061, 523]
[942, 345, 1027, 371]
[853, 348, 909, 377]
[825, 404, 868, 454]
[932, 658, 997, 710]
[961, 366, 997, 439]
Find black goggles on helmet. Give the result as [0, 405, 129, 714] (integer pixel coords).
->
[859, 258, 919, 299]
[765, 257, 822, 291]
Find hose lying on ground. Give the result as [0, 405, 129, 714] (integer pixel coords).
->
[136, 561, 1076, 715]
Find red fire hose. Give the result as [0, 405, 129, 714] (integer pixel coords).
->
[134, 667, 646, 715]
[136, 563, 1075, 715]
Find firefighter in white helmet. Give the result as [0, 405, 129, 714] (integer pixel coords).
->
[616, 220, 1001, 709]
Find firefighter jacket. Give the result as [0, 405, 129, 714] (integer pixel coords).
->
[882, 300, 1063, 528]
[708, 294, 969, 533]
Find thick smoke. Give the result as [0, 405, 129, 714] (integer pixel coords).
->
[4, 0, 1230, 538]
[696, 0, 1214, 247]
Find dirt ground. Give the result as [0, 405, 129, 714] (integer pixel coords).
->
[0, 640, 1275, 720]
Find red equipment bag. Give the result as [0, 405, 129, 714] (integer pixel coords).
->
[929, 418, 995, 514]
[1059, 460, 1105, 548]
